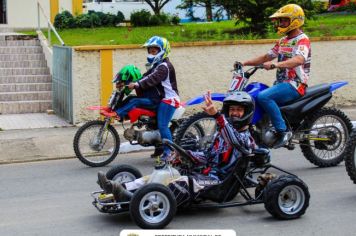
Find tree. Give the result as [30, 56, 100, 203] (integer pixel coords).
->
[144, 0, 171, 15]
[178, 0, 217, 21]
[216, 0, 315, 36]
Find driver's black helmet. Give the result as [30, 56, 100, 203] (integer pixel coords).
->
[222, 91, 255, 129]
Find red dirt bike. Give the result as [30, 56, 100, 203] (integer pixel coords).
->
[73, 87, 200, 167]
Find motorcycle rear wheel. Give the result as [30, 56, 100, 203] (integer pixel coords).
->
[299, 107, 353, 167]
[73, 120, 120, 167]
[345, 129, 356, 184]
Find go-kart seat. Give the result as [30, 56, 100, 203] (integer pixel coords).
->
[195, 154, 250, 203]
[250, 148, 270, 167]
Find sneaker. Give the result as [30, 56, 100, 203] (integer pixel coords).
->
[273, 131, 292, 149]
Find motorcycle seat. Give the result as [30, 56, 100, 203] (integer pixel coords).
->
[283, 83, 330, 106]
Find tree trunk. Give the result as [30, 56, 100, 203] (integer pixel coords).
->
[205, 0, 213, 21]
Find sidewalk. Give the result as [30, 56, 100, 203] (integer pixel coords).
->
[0, 107, 355, 165]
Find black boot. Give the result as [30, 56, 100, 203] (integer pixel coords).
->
[273, 131, 292, 149]
[97, 171, 113, 193]
[151, 145, 164, 158]
[112, 182, 133, 202]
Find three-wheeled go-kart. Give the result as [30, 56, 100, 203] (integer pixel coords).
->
[91, 140, 310, 229]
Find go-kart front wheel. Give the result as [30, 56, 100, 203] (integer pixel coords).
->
[130, 183, 177, 229]
[264, 175, 310, 220]
[106, 164, 142, 184]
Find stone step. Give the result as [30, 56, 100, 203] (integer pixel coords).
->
[0, 60, 47, 68]
[0, 83, 52, 92]
[0, 100, 52, 114]
[0, 67, 50, 76]
[0, 40, 40, 46]
[0, 75, 51, 84]
[0, 53, 45, 61]
[0, 91, 52, 101]
[0, 46, 43, 54]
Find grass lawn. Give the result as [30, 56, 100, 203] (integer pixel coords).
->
[21, 13, 356, 46]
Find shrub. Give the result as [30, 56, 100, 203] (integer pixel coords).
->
[149, 15, 162, 26]
[54, 10, 75, 29]
[75, 14, 93, 28]
[157, 13, 170, 24]
[130, 10, 151, 26]
[171, 15, 180, 25]
[90, 13, 101, 27]
[116, 11, 125, 24]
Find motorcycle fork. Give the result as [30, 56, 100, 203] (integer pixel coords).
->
[95, 117, 112, 149]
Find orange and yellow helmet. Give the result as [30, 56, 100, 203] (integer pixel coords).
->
[270, 4, 305, 34]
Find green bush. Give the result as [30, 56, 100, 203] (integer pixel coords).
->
[130, 10, 151, 26]
[116, 11, 125, 24]
[149, 15, 162, 26]
[75, 14, 93, 28]
[157, 13, 170, 24]
[54, 11, 75, 29]
[171, 15, 180, 25]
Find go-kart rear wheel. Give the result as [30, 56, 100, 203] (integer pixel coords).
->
[106, 164, 142, 184]
[264, 175, 310, 220]
[130, 183, 177, 229]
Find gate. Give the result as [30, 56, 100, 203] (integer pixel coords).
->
[52, 46, 73, 123]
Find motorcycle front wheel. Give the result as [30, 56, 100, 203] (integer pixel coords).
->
[174, 112, 216, 151]
[73, 120, 120, 167]
[345, 129, 356, 184]
[299, 107, 353, 167]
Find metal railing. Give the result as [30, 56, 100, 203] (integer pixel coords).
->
[37, 1, 65, 46]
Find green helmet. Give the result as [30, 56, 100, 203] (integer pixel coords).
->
[113, 64, 142, 95]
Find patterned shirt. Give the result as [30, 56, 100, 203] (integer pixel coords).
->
[203, 114, 255, 180]
[268, 32, 311, 95]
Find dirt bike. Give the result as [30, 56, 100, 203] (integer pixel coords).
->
[174, 64, 353, 167]
[345, 129, 356, 184]
[73, 87, 202, 167]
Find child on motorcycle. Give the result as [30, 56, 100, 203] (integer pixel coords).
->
[114, 36, 180, 165]
[97, 91, 256, 202]
[239, 4, 311, 148]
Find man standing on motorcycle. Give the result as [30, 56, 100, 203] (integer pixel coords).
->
[126, 36, 180, 166]
[96, 91, 256, 201]
[240, 4, 311, 148]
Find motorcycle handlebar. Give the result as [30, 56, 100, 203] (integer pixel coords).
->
[243, 64, 264, 79]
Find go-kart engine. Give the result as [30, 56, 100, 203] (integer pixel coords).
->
[123, 128, 161, 145]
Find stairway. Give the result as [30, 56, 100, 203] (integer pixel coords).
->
[0, 33, 52, 114]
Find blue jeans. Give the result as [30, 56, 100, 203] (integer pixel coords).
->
[115, 97, 157, 117]
[157, 102, 176, 157]
[257, 82, 300, 132]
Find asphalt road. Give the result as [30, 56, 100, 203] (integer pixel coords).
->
[1, 149, 355, 236]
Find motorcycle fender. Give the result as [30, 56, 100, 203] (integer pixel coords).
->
[300, 93, 332, 115]
[87, 106, 106, 110]
[329, 81, 348, 93]
[172, 106, 186, 120]
[184, 93, 225, 106]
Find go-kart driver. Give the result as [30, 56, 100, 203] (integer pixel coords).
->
[97, 91, 256, 201]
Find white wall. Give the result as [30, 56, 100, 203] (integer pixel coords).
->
[3, 0, 74, 29]
[72, 40, 356, 123]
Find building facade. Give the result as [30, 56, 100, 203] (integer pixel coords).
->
[0, 0, 83, 29]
